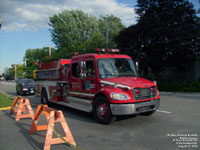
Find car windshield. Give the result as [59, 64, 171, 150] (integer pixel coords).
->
[97, 58, 138, 79]
[22, 79, 35, 85]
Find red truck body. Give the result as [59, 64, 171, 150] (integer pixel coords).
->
[36, 50, 160, 124]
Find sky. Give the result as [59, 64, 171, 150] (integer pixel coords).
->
[0, 0, 199, 74]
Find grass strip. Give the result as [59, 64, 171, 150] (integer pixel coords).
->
[0, 93, 13, 108]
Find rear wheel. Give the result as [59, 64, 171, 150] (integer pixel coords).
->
[93, 96, 113, 125]
[41, 89, 51, 105]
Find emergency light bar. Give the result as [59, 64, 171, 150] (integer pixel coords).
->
[96, 48, 120, 53]
[110, 49, 120, 53]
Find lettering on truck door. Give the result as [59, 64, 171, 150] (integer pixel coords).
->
[81, 60, 96, 99]
[69, 62, 81, 97]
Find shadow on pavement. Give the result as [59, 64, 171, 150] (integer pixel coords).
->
[4, 111, 44, 150]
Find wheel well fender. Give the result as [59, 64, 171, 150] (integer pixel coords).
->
[93, 92, 109, 106]
[41, 87, 50, 100]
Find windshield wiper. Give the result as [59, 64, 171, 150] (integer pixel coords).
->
[101, 73, 117, 79]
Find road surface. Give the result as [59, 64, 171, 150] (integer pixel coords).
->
[0, 81, 199, 150]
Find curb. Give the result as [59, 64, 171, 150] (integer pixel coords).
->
[0, 106, 11, 111]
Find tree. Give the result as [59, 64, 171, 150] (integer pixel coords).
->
[4, 65, 24, 80]
[16, 65, 24, 78]
[49, 10, 124, 58]
[24, 47, 57, 78]
[98, 15, 125, 48]
[4, 67, 14, 80]
[116, 0, 200, 79]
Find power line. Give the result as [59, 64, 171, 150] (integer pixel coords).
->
[135, 35, 200, 46]
[122, 17, 200, 30]
[152, 35, 200, 44]
[101, 4, 135, 17]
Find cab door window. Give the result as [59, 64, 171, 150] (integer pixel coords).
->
[86, 60, 95, 78]
[72, 63, 80, 78]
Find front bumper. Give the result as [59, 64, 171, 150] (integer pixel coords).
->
[110, 99, 160, 115]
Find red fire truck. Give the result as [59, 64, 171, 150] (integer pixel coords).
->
[35, 49, 160, 124]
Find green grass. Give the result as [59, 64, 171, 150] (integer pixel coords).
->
[0, 93, 13, 108]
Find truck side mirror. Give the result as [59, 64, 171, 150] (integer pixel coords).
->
[80, 73, 86, 79]
[136, 61, 139, 71]
[80, 61, 86, 79]
[81, 61, 86, 70]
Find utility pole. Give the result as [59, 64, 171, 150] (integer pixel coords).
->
[105, 15, 110, 49]
[49, 46, 51, 56]
[101, 15, 110, 49]
[15, 64, 16, 80]
[24, 58, 29, 78]
[44, 46, 52, 56]
[0, 18, 2, 29]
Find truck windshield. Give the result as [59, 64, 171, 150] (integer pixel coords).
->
[97, 58, 138, 79]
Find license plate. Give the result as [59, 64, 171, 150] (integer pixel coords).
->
[30, 91, 34, 93]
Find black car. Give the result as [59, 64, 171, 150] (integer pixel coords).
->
[16, 79, 36, 95]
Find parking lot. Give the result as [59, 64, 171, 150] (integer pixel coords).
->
[0, 81, 199, 150]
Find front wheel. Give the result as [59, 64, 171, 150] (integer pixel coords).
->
[93, 96, 113, 125]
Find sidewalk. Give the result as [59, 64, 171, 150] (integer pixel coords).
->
[0, 106, 75, 150]
[0, 81, 16, 87]
[0, 109, 43, 150]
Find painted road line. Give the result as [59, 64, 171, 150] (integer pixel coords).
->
[156, 110, 171, 114]
[0, 106, 11, 111]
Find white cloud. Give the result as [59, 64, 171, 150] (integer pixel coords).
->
[3, 23, 27, 31]
[0, 0, 137, 31]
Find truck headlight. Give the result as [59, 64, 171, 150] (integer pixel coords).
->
[22, 88, 28, 91]
[110, 93, 129, 100]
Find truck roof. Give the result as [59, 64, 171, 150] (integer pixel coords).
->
[71, 53, 132, 61]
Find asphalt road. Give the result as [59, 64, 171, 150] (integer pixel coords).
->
[0, 81, 199, 150]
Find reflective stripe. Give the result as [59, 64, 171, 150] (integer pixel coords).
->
[100, 80, 131, 90]
[70, 91, 95, 97]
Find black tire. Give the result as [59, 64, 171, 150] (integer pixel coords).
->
[140, 110, 156, 116]
[41, 89, 51, 105]
[93, 96, 113, 125]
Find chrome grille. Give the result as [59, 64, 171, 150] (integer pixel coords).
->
[133, 87, 156, 100]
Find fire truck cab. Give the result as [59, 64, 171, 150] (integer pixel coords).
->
[37, 49, 160, 124]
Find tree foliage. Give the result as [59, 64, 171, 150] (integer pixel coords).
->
[49, 10, 124, 58]
[4, 65, 24, 80]
[24, 47, 57, 78]
[116, 0, 200, 78]
[22, 10, 124, 79]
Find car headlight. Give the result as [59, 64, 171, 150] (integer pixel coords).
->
[110, 93, 129, 100]
[22, 88, 28, 91]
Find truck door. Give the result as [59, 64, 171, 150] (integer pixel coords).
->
[80, 60, 96, 99]
[69, 62, 81, 97]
